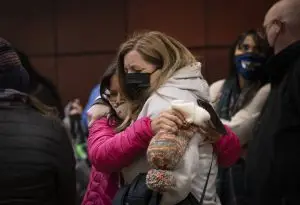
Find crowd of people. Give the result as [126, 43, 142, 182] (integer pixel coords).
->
[0, 0, 300, 205]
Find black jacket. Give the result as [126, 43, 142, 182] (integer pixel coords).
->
[0, 90, 76, 205]
[246, 41, 300, 205]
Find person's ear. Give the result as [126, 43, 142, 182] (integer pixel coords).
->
[274, 25, 280, 33]
[273, 19, 284, 33]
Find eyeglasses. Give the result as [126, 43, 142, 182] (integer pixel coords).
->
[109, 100, 126, 108]
[103, 89, 126, 107]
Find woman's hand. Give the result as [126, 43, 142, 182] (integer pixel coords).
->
[198, 121, 222, 143]
[87, 103, 111, 127]
[151, 109, 186, 134]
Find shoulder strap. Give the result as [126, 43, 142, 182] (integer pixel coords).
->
[112, 184, 131, 205]
[198, 152, 214, 205]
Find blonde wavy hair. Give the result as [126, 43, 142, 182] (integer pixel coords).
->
[116, 31, 196, 129]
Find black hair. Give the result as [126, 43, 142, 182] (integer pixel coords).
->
[99, 62, 121, 125]
[226, 29, 271, 85]
[16, 50, 64, 117]
[216, 29, 271, 120]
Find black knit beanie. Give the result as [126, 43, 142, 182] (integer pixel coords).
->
[0, 38, 29, 92]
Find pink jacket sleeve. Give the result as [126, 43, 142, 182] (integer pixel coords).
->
[213, 125, 241, 167]
[88, 117, 153, 172]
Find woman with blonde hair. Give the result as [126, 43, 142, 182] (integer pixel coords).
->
[82, 63, 192, 205]
[112, 31, 238, 205]
[83, 60, 240, 205]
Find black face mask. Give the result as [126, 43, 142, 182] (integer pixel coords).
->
[124, 72, 152, 101]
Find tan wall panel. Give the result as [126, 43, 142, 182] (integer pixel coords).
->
[0, 0, 55, 55]
[205, 0, 269, 45]
[0, 0, 279, 105]
[57, 54, 114, 105]
[205, 49, 230, 84]
[30, 57, 57, 86]
[127, 0, 205, 47]
[57, 0, 126, 53]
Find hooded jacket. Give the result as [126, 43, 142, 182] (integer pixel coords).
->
[0, 89, 76, 205]
[122, 62, 220, 205]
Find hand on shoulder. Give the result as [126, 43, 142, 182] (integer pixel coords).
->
[87, 103, 110, 127]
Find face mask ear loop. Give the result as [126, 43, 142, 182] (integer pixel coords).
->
[149, 69, 158, 75]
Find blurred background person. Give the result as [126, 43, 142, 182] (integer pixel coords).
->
[210, 29, 271, 205]
[0, 38, 77, 204]
[63, 98, 91, 204]
[82, 84, 100, 129]
[109, 31, 240, 205]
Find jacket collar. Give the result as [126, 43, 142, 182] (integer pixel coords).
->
[265, 40, 300, 84]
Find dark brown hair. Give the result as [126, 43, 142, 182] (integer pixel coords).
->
[99, 61, 131, 131]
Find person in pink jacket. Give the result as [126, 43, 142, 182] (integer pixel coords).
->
[82, 63, 241, 205]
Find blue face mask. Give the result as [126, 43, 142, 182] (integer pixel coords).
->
[235, 53, 265, 80]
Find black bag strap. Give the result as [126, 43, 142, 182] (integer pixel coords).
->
[198, 152, 214, 205]
[149, 191, 162, 205]
[112, 184, 131, 205]
[176, 152, 214, 205]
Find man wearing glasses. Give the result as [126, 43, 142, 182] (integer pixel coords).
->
[246, 0, 300, 205]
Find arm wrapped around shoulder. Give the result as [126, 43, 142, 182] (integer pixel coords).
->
[146, 100, 210, 192]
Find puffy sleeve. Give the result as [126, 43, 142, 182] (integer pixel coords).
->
[214, 125, 241, 167]
[88, 117, 153, 172]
